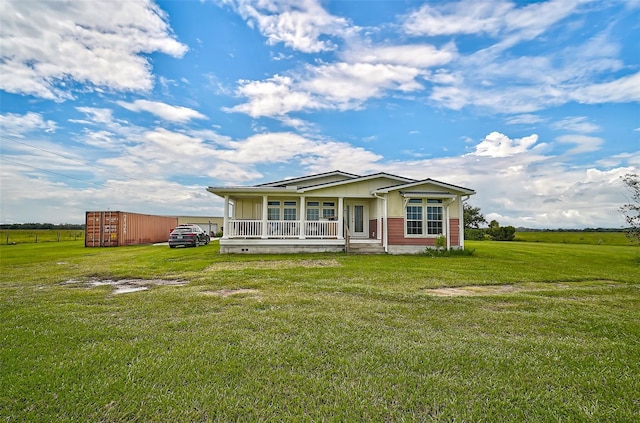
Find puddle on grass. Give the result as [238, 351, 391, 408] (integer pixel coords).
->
[62, 278, 188, 295]
[424, 280, 618, 297]
[206, 259, 341, 271]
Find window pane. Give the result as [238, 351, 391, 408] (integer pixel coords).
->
[427, 199, 443, 204]
[426, 205, 443, 235]
[268, 208, 280, 220]
[268, 201, 280, 206]
[283, 208, 296, 220]
[427, 206, 442, 220]
[427, 221, 443, 235]
[307, 201, 320, 207]
[307, 209, 319, 220]
[406, 206, 422, 220]
[406, 204, 423, 235]
[408, 198, 422, 204]
[354, 205, 363, 232]
[284, 201, 296, 206]
[322, 209, 335, 219]
[322, 202, 335, 207]
[407, 221, 422, 234]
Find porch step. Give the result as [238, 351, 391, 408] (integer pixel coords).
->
[347, 241, 386, 254]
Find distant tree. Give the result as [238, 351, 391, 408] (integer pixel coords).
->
[620, 173, 640, 242]
[486, 220, 516, 241]
[463, 203, 487, 240]
[463, 204, 487, 229]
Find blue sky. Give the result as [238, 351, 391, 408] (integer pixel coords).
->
[1, 0, 638, 228]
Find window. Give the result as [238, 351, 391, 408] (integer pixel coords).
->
[306, 200, 335, 220]
[267, 201, 280, 220]
[322, 202, 336, 219]
[406, 199, 423, 235]
[268, 200, 297, 220]
[405, 198, 443, 236]
[283, 201, 297, 220]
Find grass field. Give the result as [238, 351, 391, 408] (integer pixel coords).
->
[515, 231, 633, 246]
[1, 229, 85, 244]
[1, 240, 638, 421]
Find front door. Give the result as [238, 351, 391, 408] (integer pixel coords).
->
[345, 201, 368, 238]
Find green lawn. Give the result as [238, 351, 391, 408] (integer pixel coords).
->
[514, 230, 632, 245]
[1, 240, 639, 421]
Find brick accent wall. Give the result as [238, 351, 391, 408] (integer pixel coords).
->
[450, 219, 460, 246]
[388, 217, 461, 247]
[369, 219, 378, 238]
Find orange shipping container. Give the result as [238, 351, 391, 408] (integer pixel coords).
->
[85, 211, 178, 247]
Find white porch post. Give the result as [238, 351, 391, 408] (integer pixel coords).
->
[459, 196, 465, 249]
[382, 194, 388, 252]
[337, 197, 344, 239]
[299, 196, 306, 239]
[376, 198, 382, 240]
[222, 195, 230, 239]
[262, 195, 268, 239]
[445, 202, 451, 250]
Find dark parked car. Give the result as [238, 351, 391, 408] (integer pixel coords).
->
[168, 225, 210, 248]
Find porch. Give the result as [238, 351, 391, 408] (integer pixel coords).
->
[226, 219, 340, 239]
[220, 195, 382, 240]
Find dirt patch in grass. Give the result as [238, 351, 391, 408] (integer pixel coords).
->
[201, 288, 259, 297]
[206, 259, 341, 271]
[62, 278, 188, 294]
[424, 280, 617, 297]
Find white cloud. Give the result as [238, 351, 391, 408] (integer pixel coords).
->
[72, 107, 116, 125]
[0, 0, 187, 100]
[552, 117, 600, 133]
[505, 114, 545, 125]
[569, 72, 640, 104]
[228, 62, 425, 117]
[556, 134, 604, 154]
[117, 100, 207, 123]
[403, 0, 512, 36]
[403, 0, 581, 43]
[220, 0, 353, 53]
[342, 44, 456, 68]
[398, 0, 638, 113]
[470, 132, 540, 158]
[227, 75, 318, 117]
[0, 112, 57, 137]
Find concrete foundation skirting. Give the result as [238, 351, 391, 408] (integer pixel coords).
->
[220, 239, 345, 254]
[387, 245, 462, 255]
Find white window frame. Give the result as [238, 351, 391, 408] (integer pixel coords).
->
[405, 198, 444, 237]
[306, 200, 336, 221]
[268, 200, 298, 221]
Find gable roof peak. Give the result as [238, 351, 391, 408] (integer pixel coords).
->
[256, 170, 360, 187]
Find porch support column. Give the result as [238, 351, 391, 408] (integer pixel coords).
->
[337, 197, 344, 239]
[376, 198, 382, 240]
[299, 196, 306, 239]
[262, 195, 268, 239]
[459, 196, 465, 249]
[222, 195, 230, 239]
[445, 203, 451, 250]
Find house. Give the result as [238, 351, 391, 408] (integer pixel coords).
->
[207, 170, 475, 254]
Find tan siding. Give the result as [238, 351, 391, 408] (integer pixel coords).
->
[307, 177, 406, 197]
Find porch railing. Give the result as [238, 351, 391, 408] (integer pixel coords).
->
[227, 219, 338, 239]
[229, 220, 263, 238]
